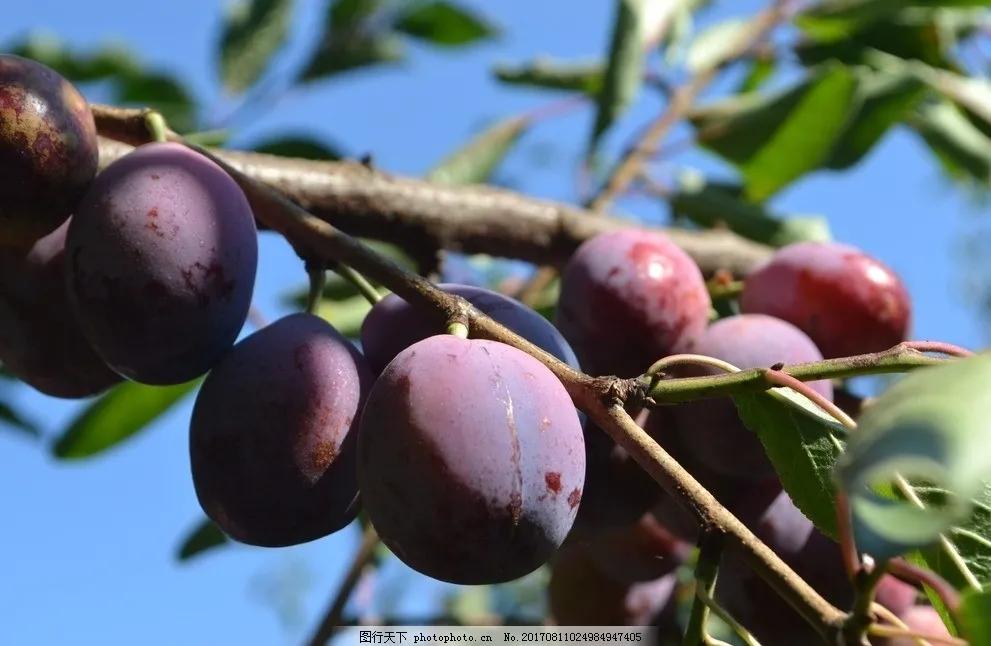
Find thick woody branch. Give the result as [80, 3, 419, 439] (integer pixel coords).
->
[95, 134, 770, 278]
[94, 109, 844, 643]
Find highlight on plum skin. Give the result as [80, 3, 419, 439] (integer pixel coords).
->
[740, 241, 911, 359]
[669, 313, 832, 481]
[360, 282, 581, 375]
[66, 141, 258, 385]
[189, 313, 371, 548]
[0, 220, 120, 397]
[357, 334, 585, 585]
[556, 229, 710, 378]
[0, 54, 99, 247]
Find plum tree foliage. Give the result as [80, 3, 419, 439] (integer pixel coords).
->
[2, 0, 991, 644]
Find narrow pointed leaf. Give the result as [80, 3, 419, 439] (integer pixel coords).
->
[0, 400, 39, 438]
[910, 101, 991, 185]
[219, 0, 294, 93]
[53, 380, 199, 459]
[685, 18, 749, 74]
[493, 59, 604, 95]
[733, 387, 847, 538]
[426, 117, 529, 186]
[394, 1, 496, 47]
[589, 0, 649, 152]
[826, 65, 928, 169]
[691, 64, 858, 200]
[177, 518, 230, 561]
[671, 176, 830, 246]
[252, 135, 344, 160]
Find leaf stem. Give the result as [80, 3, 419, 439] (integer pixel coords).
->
[694, 583, 763, 646]
[684, 532, 724, 646]
[888, 558, 962, 613]
[762, 368, 856, 430]
[331, 262, 383, 305]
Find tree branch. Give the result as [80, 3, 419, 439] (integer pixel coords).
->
[95, 109, 847, 642]
[94, 133, 770, 278]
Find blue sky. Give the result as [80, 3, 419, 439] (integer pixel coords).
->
[0, 1, 985, 644]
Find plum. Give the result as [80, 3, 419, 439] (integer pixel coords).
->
[740, 242, 910, 359]
[556, 230, 709, 378]
[0, 55, 98, 247]
[358, 335, 585, 584]
[549, 541, 679, 626]
[360, 283, 580, 375]
[670, 314, 832, 480]
[66, 142, 257, 384]
[0, 220, 119, 397]
[190, 313, 371, 547]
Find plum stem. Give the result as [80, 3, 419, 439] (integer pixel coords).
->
[446, 322, 469, 338]
[683, 531, 724, 646]
[306, 524, 380, 646]
[331, 262, 383, 305]
[144, 111, 168, 143]
[647, 353, 740, 377]
[306, 264, 326, 315]
[98, 103, 850, 644]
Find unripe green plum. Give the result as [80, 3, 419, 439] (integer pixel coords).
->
[0, 55, 98, 247]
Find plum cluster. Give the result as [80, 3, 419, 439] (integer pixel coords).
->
[3, 55, 936, 637]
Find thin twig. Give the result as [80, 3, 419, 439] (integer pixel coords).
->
[307, 525, 381, 646]
[588, 0, 792, 212]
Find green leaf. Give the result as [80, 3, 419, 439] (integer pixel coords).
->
[826, 65, 928, 169]
[737, 55, 776, 94]
[299, 0, 403, 82]
[117, 72, 197, 133]
[426, 117, 528, 186]
[300, 34, 403, 82]
[219, 0, 294, 93]
[690, 63, 859, 201]
[0, 400, 39, 438]
[685, 18, 749, 74]
[394, 1, 496, 47]
[913, 482, 991, 589]
[837, 355, 991, 561]
[52, 380, 199, 459]
[671, 174, 831, 246]
[733, 387, 847, 538]
[252, 135, 344, 160]
[493, 59, 604, 95]
[313, 294, 373, 339]
[589, 0, 648, 152]
[177, 518, 230, 562]
[7, 34, 140, 81]
[796, 0, 989, 43]
[910, 101, 991, 185]
[960, 589, 991, 644]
